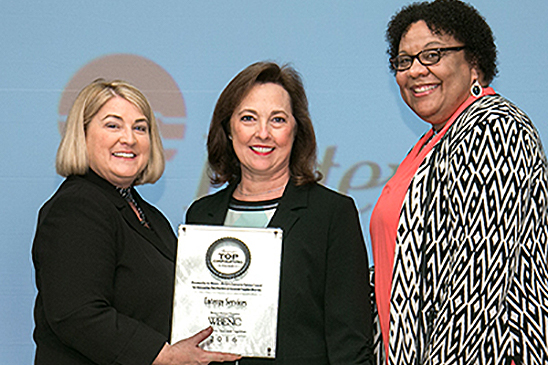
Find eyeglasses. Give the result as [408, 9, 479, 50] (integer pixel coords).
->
[391, 46, 466, 71]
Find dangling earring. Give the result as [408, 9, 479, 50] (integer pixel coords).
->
[470, 80, 482, 97]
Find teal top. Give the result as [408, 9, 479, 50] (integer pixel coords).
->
[224, 197, 280, 228]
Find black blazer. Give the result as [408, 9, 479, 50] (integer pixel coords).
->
[186, 181, 374, 365]
[32, 171, 177, 365]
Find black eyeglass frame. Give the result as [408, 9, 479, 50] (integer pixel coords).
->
[391, 46, 466, 71]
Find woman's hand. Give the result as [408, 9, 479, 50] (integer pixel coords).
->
[153, 327, 241, 365]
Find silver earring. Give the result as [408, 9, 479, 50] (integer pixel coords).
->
[228, 135, 233, 140]
[471, 80, 482, 97]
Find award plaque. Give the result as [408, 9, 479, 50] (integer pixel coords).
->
[171, 224, 283, 358]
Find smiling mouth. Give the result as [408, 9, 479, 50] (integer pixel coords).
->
[412, 84, 439, 95]
[113, 152, 136, 158]
[250, 146, 274, 154]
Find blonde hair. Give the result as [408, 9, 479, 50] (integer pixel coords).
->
[56, 79, 165, 185]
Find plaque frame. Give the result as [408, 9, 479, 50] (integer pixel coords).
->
[171, 224, 283, 358]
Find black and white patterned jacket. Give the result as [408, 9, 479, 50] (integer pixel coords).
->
[386, 94, 548, 365]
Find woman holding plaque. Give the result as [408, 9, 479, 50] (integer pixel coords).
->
[32, 79, 240, 365]
[370, 0, 548, 364]
[186, 61, 374, 364]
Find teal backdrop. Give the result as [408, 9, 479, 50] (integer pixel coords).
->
[1, 0, 546, 362]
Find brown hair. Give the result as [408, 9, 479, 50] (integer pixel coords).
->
[207, 61, 321, 186]
[56, 79, 165, 185]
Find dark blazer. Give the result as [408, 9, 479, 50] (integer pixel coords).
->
[32, 171, 177, 365]
[186, 180, 374, 365]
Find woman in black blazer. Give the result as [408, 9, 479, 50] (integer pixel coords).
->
[32, 79, 240, 365]
[186, 62, 374, 364]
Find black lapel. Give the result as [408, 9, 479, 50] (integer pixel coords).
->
[195, 180, 309, 236]
[200, 183, 238, 225]
[82, 171, 175, 261]
[132, 189, 176, 260]
[268, 180, 308, 236]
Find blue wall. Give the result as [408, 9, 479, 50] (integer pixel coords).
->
[1, 1, 546, 362]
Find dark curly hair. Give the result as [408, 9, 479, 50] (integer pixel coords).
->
[207, 61, 322, 186]
[386, 0, 498, 84]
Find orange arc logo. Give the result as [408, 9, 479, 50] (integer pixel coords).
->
[58, 53, 186, 160]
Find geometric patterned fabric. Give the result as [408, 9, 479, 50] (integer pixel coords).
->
[116, 187, 150, 227]
[387, 95, 548, 364]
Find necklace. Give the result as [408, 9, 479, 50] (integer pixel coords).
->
[237, 184, 285, 197]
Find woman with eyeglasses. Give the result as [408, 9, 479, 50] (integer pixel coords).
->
[370, 0, 548, 364]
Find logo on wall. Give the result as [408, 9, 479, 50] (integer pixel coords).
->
[58, 54, 186, 161]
